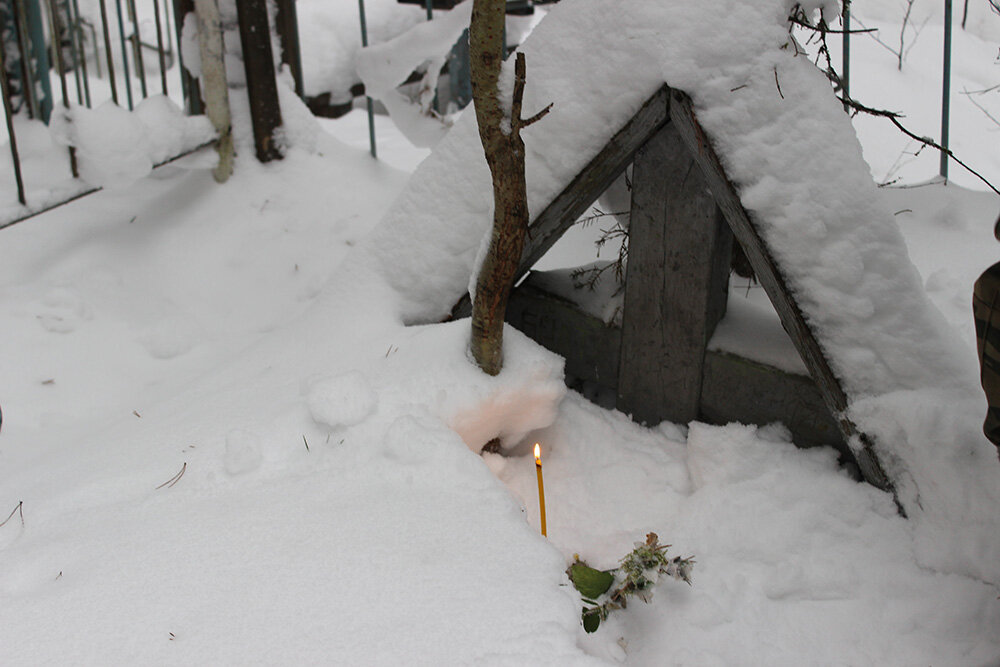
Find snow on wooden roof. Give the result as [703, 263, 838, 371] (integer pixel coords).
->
[362, 0, 991, 519]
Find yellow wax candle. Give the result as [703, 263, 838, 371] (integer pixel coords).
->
[534, 443, 547, 537]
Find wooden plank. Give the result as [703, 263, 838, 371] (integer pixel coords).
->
[235, 0, 283, 162]
[505, 271, 847, 452]
[617, 122, 732, 425]
[668, 89, 894, 495]
[701, 351, 848, 454]
[506, 279, 621, 395]
[450, 85, 671, 319]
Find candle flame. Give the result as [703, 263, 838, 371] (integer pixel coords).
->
[534, 443, 541, 465]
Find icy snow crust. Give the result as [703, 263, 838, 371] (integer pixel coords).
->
[368, 0, 997, 533]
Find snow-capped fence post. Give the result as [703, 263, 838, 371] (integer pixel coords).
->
[194, 0, 232, 182]
[235, 0, 283, 162]
[274, 0, 303, 99]
[616, 123, 732, 426]
[171, 0, 202, 115]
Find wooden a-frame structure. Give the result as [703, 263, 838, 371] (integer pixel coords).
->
[451, 85, 896, 498]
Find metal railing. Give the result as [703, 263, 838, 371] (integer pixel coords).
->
[1, 0, 183, 224]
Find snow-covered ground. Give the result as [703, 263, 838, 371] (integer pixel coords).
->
[1, 1, 1000, 664]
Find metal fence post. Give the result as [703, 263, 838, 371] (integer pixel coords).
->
[842, 3, 850, 112]
[940, 0, 952, 179]
[358, 0, 375, 159]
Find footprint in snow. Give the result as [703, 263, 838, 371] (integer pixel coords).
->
[36, 287, 92, 334]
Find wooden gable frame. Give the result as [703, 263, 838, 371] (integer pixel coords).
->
[450, 85, 896, 499]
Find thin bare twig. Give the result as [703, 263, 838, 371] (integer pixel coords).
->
[838, 94, 1000, 196]
[0, 501, 24, 528]
[790, 5, 1000, 195]
[787, 14, 875, 34]
[156, 462, 187, 489]
[511, 52, 553, 133]
[961, 87, 1000, 129]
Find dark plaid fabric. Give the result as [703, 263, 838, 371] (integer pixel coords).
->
[974, 261, 1000, 454]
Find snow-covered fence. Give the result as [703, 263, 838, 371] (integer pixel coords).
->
[1, 0, 191, 222]
[1, 0, 307, 224]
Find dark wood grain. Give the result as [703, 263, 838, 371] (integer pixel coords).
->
[617, 122, 731, 425]
[451, 85, 671, 319]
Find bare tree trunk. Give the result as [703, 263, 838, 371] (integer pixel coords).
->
[468, 0, 550, 377]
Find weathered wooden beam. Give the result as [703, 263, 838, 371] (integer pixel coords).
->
[504, 270, 848, 452]
[451, 85, 671, 319]
[617, 122, 732, 425]
[701, 351, 848, 455]
[236, 0, 283, 162]
[668, 89, 894, 495]
[506, 280, 621, 394]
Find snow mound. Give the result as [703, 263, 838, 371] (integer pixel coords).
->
[49, 98, 215, 189]
[358, 0, 1000, 567]
[307, 371, 379, 428]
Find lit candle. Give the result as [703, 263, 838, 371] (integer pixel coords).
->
[534, 443, 547, 537]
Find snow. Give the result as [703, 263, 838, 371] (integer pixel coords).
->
[1, 0, 1000, 664]
[49, 97, 215, 189]
[297, 0, 426, 101]
[364, 0, 1000, 569]
[355, 2, 473, 148]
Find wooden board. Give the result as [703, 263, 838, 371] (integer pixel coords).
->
[617, 122, 732, 425]
[450, 85, 671, 319]
[505, 271, 848, 452]
[667, 89, 893, 494]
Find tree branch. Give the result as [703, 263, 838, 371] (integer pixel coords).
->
[510, 51, 553, 133]
[838, 93, 1000, 196]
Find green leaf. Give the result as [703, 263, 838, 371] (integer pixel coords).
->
[582, 608, 602, 633]
[569, 562, 615, 600]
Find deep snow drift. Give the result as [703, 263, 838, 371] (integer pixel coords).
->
[0, 0, 999, 664]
